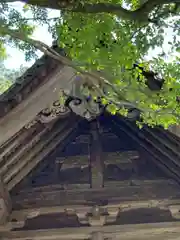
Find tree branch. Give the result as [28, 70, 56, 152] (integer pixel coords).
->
[0, 21, 179, 121]
[1, 0, 180, 23]
[0, 23, 140, 110]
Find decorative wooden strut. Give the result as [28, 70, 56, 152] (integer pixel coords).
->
[25, 99, 70, 129]
[89, 121, 104, 189]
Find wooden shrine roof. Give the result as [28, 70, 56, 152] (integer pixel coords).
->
[0, 45, 180, 228]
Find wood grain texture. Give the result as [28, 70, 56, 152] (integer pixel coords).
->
[0, 66, 75, 146]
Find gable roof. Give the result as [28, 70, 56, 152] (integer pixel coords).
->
[0, 47, 180, 191]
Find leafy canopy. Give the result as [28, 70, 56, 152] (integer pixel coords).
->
[0, 0, 180, 128]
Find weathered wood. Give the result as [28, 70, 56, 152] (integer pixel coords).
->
[158, 128, 180, 148]
[12, 179, 175, 194]
[57, 151, 139, 170]
[89, 121, 104, 188]
[0, 176, 11, 225]
[0, 123, 41, 164]
[0, 126, 46, 178]
[11, 179, 180, 209]
[143, 128, 180, 167]
[7, 119, 79, 191]
[5, 196, 180, 231]
[15, 183, 91, 194]
[91, 232, 104, 240]
[58, 155, 88, 170]
[111, 119, 180, 183]
[123, 121, 180, 181]
[0, 66, 75, 147]
[1, 222, 180, 240]
[147, 128, 180, 157]
[72, 134, 90, 144]
[9, 205, 118, 230]
[3, 120, 68, 185]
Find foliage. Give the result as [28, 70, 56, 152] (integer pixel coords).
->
[0, 0, 180, 128]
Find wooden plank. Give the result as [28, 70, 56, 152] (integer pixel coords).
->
[111, 119, 180, 183]
[7, 119, 79, 191]
[0, 123, 42, 165]
[3, 120, 68, 185]
[0, 66, 76, 147]
[12, 179, 176, 194]
[143, 128, 180, 167]
[89, 121, 104, 188]
[1, 126, 47, 178]
[148, 128, 180, 157]
[58, 151, 139, 170]
[1, 222, 180, 239]
[123, 121, 180, 181]
[11, 179, 180, 209]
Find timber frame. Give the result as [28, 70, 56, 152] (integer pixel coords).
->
[0, 45, 180, 240]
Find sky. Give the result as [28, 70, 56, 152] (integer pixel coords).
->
[4, 2, 60, 69]
[3, 2, 180, 70]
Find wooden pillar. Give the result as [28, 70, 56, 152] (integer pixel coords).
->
[89, 120, 104, 188]
[0, 176, 11, 225]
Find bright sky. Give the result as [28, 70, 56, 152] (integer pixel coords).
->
[4, 2, 60, 69]
[3, 2, 180, 70]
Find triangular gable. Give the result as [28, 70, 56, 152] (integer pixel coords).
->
[11, 116, 168, 194]
[2, 112, 178, 193]
[0, 46, 180, 193]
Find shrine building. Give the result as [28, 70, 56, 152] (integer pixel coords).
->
[0, 45, 180, 240]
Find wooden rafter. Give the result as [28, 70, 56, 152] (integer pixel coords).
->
[110, 117, 180, 183]
[6, 117, 79, 191]
[0, 122, 42, 163]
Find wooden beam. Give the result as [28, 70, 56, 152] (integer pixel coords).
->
[3, 195, 180, 232]
[0, 126, 47, 178]
[0, 176, 11, 225]
[0, 124, 41, 164]
[143, 128, 180, 165]
[3, 119, 68, 185]
[7, 119, 79, 191]
[58, 151, 139, 170]
[122, 120, 180, 181]
[8, 195, 178, 223]
[147, 128, 180, 157]
[89, 121, 104, 188]
[158, 128, 180, 148]
[11, 179, 180, 209]
[1, 222, 180, 240]
[111, 119, 180, 183]
[0, 66, 75, 147]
